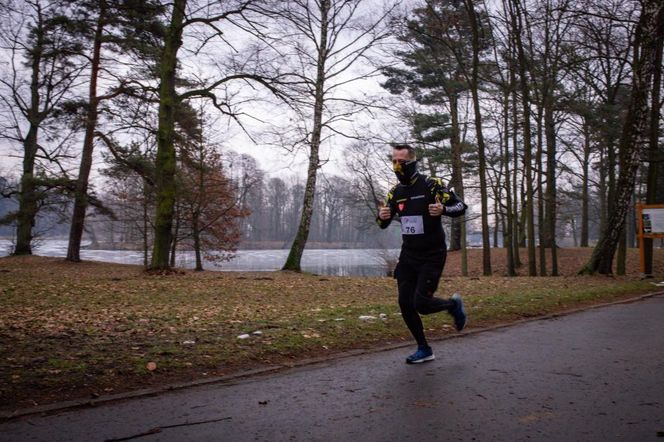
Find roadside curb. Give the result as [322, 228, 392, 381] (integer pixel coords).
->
[2, 290, 663, 422]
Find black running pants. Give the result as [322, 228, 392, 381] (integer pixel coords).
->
[395, 248, 455, 346]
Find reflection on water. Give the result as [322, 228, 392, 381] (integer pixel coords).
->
[0, 240, 398, 277]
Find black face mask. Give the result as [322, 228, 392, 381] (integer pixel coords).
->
[393, 159, 418, 185]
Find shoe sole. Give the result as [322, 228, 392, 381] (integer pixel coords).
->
[452, 293, 467, 331]
[406, 355, 435, 364]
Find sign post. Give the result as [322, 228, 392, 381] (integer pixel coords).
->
[636, 203, 664, 277]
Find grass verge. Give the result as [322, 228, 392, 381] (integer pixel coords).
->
[0, 255, 661, 412]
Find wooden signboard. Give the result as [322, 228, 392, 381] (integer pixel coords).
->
[636, 203, 664, 276]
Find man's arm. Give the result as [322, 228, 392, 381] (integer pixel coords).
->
[442, 190, 467, 218]
[376, 186, 396, 229]
[428, 177, 467, 218]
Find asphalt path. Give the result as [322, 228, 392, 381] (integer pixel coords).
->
[1, 295, 663, 442]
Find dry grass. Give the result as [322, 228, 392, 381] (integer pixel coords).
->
[1, 248, 662, 412]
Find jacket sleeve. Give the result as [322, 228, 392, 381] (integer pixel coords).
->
[429, 177, 467, 218]
[376, 186, 397, 229]
[442, 189, 467, 218]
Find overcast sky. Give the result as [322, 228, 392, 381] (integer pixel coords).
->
[0, 0, 414, 186]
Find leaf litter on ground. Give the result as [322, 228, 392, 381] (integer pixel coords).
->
[0, 248, 663, 412]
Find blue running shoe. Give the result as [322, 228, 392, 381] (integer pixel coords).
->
[451, 292, 467, 331]
[405, 345, 435, 364]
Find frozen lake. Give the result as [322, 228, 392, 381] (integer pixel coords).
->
[0, 240, 398, 277]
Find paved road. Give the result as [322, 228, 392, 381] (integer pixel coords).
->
[2, 295, 663, 442]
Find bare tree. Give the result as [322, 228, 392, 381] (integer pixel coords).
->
[268, 0, 398, 272]
[643, 21, 663, 275]
[580, 0, 664, 274]
[506, 0, 537, 275]
[463, 0, 492, 275]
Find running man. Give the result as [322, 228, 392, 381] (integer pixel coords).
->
[377, 144, 467, 364]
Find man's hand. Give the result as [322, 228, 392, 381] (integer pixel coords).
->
[378, 202, 391, 220]
[428, 203, 444, 216]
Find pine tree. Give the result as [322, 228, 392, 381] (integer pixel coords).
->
[62, 0, 163, 262]
[0, 0, 83, 255]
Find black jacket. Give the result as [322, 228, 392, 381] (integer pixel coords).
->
[376, 175, 467, 251]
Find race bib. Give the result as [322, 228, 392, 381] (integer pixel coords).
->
[400, 216, 424, 235]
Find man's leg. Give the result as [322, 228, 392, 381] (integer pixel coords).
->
[397, 273, 436, 363]
[397, 275, 428, 346]
[413, 255, 456, 315]
[412, 250, 467, 331]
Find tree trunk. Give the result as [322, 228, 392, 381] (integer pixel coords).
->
[580, 119, 590, 247]
[538, 0, 558, 276]
[67, 4, 105, 262]
[15, 128, 39, 256]
[169, 210, 179, 268]
[493, 194, 500, 247]
[464, 0, 491, 276]
[606, 140, 617, 215]
[510, 44, 522, 268]
[627, 192, 636, 248]
[536, 107, 547, 275]
[544, 94, 558, 276]
[150, 0, 185, 270]
[193, 217, 203, 271]
[518, 198, 527, 247]
[448, 93, 463, 252]
[598, 149, 607, 239]
[449, 92, 468, 275]
[492, 154, 502, 249]
[617, 226, 626, 275]
[503, 87, 516, 276]
[510, 0, 536, 275]
[14, 10, 46, 256]
[644, 24, 663, 275]
[143, 186, 149, 268]
[580, 0, 664, 274]
[283, 0, 329, 272]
